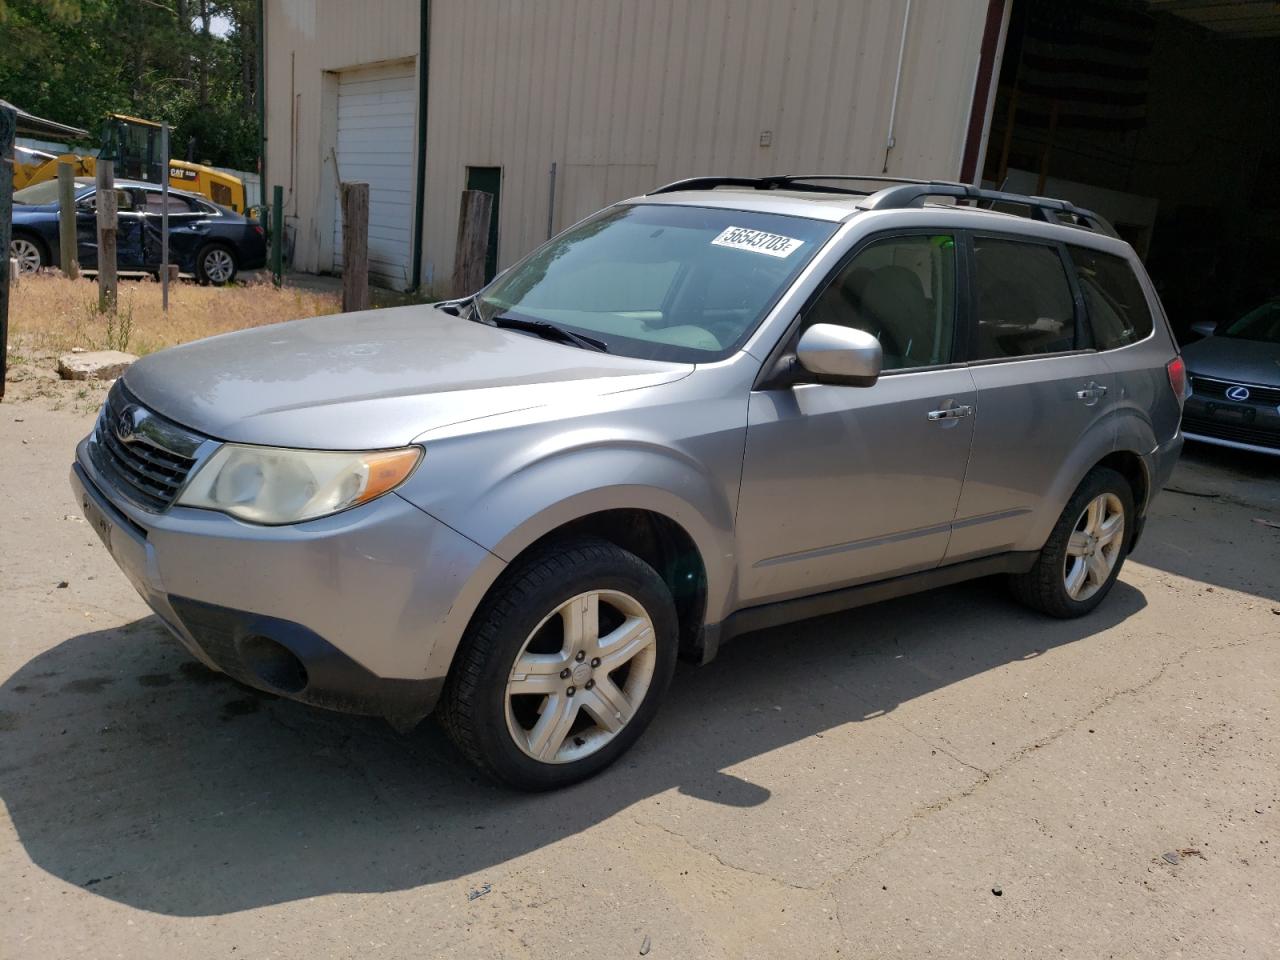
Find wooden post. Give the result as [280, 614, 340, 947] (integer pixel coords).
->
[0, 103, 13, 400]
[96, 160, 118, 314]
[1036, 99, 1060, 196]
[341, 181, 370, 313]
[546, 161, 557, 239]
[271, 184, 283, 287]
[57, 161, 79, 279]
[160, 122, 170, 312]
[996, 86, 1018, 187]
[451, 189, 493, 298]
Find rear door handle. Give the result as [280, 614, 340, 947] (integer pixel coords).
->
[928, 404, 973, 421]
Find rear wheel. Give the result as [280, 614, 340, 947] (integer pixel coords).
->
[196, 244, 237, 285]
[439, 539, 678, 790]
[10, 235, 45, 274]
[1009, 466, 1134, 618]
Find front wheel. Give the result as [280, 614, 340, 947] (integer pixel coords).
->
[196, 244, 237, 285]
[438, 539, 678, 790]
[1009, 466, 1134, 618]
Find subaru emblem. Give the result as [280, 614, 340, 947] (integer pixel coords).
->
[115, 407, 137, 442]
[1224, 385, 1250, 402]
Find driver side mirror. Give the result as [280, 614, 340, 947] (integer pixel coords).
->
[795, 323, 882, 387]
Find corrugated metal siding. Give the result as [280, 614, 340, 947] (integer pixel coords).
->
[265, 0, 989, 292]
[421, 0, 988, 293]
[263, 0, 420, 275]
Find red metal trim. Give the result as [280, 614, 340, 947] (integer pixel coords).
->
[960, 0, 1009, 184]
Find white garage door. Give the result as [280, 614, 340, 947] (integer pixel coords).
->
[333, 62, 416, 290]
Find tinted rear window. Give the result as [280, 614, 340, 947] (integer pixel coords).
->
[1068, 245, 1153, 350]
[972, 237, 1077, 359]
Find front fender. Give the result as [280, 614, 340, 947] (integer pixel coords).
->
[400, 394, 749, 678]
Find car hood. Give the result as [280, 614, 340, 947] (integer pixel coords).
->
[123, 305, 692, 448]
[1182, 335, 1280, 386]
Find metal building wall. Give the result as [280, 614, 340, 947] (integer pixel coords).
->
[263, 0, 421, 276]
[421, 0, 988, 292]
[266, 0, 990, 292]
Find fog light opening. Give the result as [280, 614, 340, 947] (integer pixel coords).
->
[240, 635, 308, 694]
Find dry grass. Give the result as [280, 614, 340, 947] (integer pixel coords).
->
[8, 271, 341, 357]
[3, 272, 342, 412]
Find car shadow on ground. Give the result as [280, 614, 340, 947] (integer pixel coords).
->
[0, 577, 1146, 917]
[1135, 443, 1279, 602]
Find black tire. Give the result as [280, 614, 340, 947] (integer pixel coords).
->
[195, 243, 238, 285]
[438, 538, 679, 791]
[1009, 466, 1135, 618]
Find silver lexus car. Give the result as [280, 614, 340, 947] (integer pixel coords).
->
[1181, 298, 1280, 456]
[71, 175, 1185, 790]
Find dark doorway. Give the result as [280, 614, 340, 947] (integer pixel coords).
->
[982, 0, 1280, 341]
[465, 166, 501, 284]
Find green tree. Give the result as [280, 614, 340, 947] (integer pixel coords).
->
[0, 0, 259, 169]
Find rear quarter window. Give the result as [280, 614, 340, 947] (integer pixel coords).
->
[1068, 245, 1154, 350]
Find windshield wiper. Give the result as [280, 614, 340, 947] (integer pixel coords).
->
[486, 315, 609, 352]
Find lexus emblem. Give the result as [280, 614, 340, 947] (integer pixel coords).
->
[1224, 385, 1251, 402]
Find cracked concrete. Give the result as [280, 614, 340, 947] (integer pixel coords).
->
[2, 405, 1277, 959]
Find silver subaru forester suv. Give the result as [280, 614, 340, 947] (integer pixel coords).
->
[72, 176, 1185, 790]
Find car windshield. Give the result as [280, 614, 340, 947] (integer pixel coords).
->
[473, 203, 838, 362]
[1218, 300, 1280, 344]
[12, 181, 66, 206]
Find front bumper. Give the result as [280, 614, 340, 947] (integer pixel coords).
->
[1182, 392, 1280, 456]
[71, 440, 502, 724]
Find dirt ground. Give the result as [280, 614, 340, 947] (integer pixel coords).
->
[1, 392, 1277, 960]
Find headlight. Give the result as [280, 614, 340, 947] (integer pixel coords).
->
[177, 444, 423, 524]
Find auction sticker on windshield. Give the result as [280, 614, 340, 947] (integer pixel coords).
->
[711, 226, 804, 258]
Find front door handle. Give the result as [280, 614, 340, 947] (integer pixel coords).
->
[928, 403, 973, 421]
[1076, 381, 1109, 405]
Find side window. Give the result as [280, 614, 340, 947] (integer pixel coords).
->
[79, 189, 136, 212]
[805, 234, 956, 370]
[142, 191, 196, 214]
[972, 237, 1076, 359]
[1067, 245, 1154, 350]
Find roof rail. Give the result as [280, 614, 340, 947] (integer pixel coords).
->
[647, 174, 1117, 237]
[647, 174, 958, 198]
[859, 182, 1117, 236]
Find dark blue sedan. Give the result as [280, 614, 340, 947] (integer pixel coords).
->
[9, 177, 267, 285]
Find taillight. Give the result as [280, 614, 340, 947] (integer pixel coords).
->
[252, 223, 264, 237]
[1166, 355, 1187, 402]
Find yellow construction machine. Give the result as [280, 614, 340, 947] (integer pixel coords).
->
[13, 113, 247, 212]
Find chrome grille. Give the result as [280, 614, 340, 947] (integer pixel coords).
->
[1189, 375, 1280, 406]
[88, 383, 210, 511]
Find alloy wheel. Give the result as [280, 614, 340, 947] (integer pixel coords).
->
[504, 589, 657, 764]
[10, 238, 42, 275]
[203, 248, 234, 283]
[1063, 492, 1125, 602]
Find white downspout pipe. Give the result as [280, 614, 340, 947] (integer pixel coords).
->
[882, 0, 913, 174]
